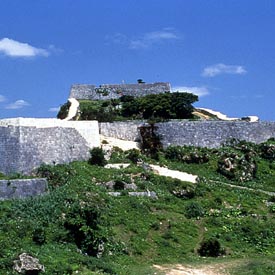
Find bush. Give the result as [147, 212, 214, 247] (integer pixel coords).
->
[139, 123, 162, 159]
[126, 149, 141, 164]
[217, 150, 257, 182]
[260, 142, 275, 161]
[185, 201, 204, 219]
[57, 101, 71, 119]
[164, 145, 210, 164]
[36, 163, 76, 188]
[198, 238, 224, 257]
[88, 147, 107, 166]
[32, 226, 46, 245]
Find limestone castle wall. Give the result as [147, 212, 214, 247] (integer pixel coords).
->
[69, 82, 171, 100]
[0, 118, 100, 174]
[100, 120, 275, 148]
[0, 178, 47, 200]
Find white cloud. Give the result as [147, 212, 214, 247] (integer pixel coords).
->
[48, 107, 60, 112]
[0, 38, 49, 57]
[5, 100, 30, 109]
[0, 95, 6, 102]
[130, 28, 179, 49]
[202, 63, 247, 77]
[172, 86, 209, 97]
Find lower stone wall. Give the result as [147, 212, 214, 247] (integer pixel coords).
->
[0, 178, 48, 200]
[0, 125, 92, 175]
[99, 121, 275, 148]
[18, 126, 91, 174]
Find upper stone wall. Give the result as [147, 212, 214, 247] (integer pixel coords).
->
[69, 82, 171, 100]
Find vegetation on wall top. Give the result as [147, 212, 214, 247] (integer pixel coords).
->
[57, 92, 198, 122]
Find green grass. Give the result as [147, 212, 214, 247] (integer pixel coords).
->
[0, 142, 275, 274]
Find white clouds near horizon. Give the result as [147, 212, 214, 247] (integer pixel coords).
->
[202, 63, 247, 77]
[0, 38, 49, 57]
[5, 100, 30, 110]
[172, 86, 209, 97]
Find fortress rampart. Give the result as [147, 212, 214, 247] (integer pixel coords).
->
[100, 120, 275, 148]
[1, 118, 275, 175]
[0, 118, 100, 174]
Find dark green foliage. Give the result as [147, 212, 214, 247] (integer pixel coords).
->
[259, 141, 275, 161]
[165, 145, 210, 164]
[57, 101, 71, 119]
[139, 123, 162, 158]
[79, 100, 118, 122]
[63, 200, 106, 256]
[198, 238, 223, 257]
[121, 92, 198, 120]
[32, 226, 46, 245]
[125, 149, 141, 163]
[216, 140, 258, 182]
[68, 92, 198, 122]
[36, 163, 76, 188]
[185, 201, 204, 218]
[88, 147, 107, 166]
[168, 179, 195, 199]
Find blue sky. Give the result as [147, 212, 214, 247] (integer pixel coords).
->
[0, 0, 274, 120]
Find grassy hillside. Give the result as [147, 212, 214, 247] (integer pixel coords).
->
[1, 140, 275, 274]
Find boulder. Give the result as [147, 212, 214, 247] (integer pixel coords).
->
[14, 253, 45, 274]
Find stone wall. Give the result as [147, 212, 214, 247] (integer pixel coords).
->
[0, 118, 100, 148]
[99, 121, 144, 141]
[99, 121, 275, 148]
[17, 126, 91, 174]
[0, 118, 101, 175]
[157, 121, 275, 148]
[0, 127, 21, 174]
[69, 82, 171, 100]
[0, 178, 48, 200]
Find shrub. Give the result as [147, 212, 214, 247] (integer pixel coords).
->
[32, 226, 46, 245]
[88, 147, 107, 166]
[36, 163, 75, 188]
[126, 149, 141, 164]
[217, 151, 257, 182]
[165, 145, 210, 164]
[139, 123, 162, 159]
[260, 142, 275, 161]
[198, 238, 224, 257]
[168, 179, 195, 199]
[57, 101, 71, 119]
[185, 201, 204, 219]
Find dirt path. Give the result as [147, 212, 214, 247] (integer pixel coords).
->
[153, 263, 231, 275]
